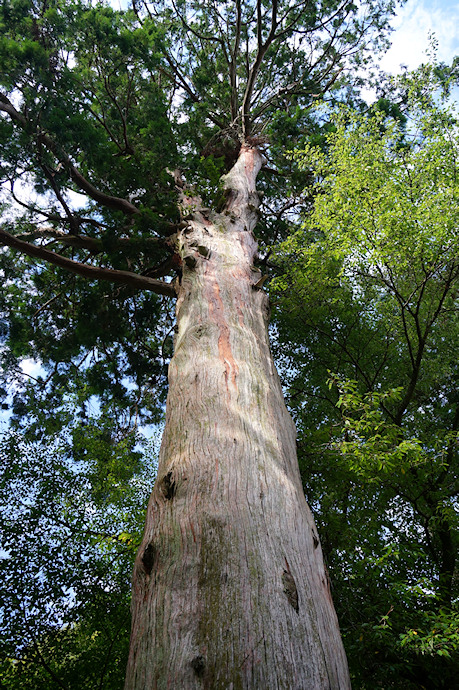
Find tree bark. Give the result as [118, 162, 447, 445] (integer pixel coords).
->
[125, 146, 350, 689]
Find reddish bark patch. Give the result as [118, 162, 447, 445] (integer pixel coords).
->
[207, 279, 239, 391]
[189, 520, 197, 544]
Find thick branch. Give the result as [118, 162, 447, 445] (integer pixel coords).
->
[0, 227, 176, 297]
[241, 0, 278, 136]
[229, 0, 242, 122]
[17, 227, 166, 254]
[67, 166, 138, 215]
[220, 145, 265, 231]
[0, 93, 139, 215]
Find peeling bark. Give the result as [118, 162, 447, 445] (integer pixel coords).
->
[125, 146, 350, 689]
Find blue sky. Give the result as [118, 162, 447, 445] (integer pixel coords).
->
[381, 0, 459, 72]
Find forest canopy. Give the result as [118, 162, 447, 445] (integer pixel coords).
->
[271, 61, 459, 688]
[0, 0, 458, 687]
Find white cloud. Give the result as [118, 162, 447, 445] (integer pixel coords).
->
[381, 0, 459, 74]
[66, 189, 90, 210]
[20, 359, 44, 380]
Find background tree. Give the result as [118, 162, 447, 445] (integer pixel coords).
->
[0, 0, 399, 687]
[272, 61, 459, 688]
[0, 414, 160, 688]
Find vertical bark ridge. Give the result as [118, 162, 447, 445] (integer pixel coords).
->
[125, 147, 350, 689]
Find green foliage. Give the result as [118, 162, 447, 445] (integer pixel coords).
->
[271, 64, 459, 688]
[0, 418, 159, 688]
[399, 606, 459, 659]
[0, 1, 427, 687]
[330, 376, 425, 478]
[0, 0, 181, 440]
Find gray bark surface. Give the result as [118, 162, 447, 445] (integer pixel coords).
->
[125, 146, 351, 689]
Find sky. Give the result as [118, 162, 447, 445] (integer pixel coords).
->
[381, 0, 459, 73]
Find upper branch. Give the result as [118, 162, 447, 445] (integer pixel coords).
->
[0, 227, 176, 297]
[0, 93, 140, 216]
[241, 0, 278, 137]
[229, 0, 242, 122]
[16, 227, 166, 254]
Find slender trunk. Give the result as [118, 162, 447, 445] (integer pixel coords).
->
[125, 146, 350, 689]
[438, 518, 455, 606]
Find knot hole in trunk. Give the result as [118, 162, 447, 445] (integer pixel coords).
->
[161, 471, 177, 500]
[190, 655, 206, 678]
[141, 543, 156, 575]
[282, 568, 299, 614]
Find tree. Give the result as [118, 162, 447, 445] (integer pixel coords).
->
[271, 61, 459, 688]
[0, 421, 155, 689]
[0, 0, 397, 687]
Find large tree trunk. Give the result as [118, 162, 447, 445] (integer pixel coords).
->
[125, 146, 350, 689]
